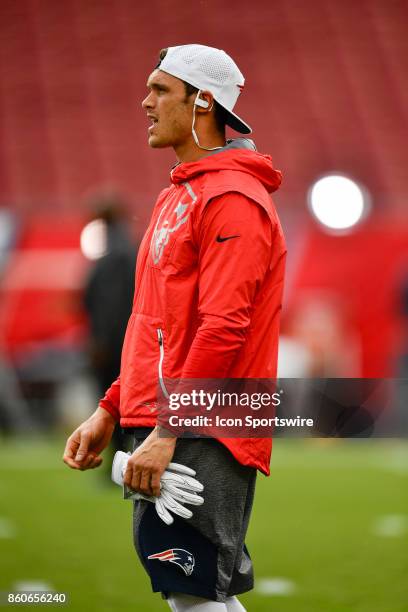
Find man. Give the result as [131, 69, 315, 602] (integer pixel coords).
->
[64, 44, 286, 611]
[83, 193, 136, 473]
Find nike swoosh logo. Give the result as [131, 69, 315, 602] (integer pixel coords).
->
[216, 234, 241, 243]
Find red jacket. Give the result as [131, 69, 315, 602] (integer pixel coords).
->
[100, 142, 286, 475]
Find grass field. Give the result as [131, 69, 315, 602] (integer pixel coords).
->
[0, 436, 407, 611]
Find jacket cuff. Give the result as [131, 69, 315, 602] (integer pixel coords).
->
[98, 399, 120, 423]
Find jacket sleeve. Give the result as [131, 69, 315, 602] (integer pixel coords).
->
[181, 192, 273, 379]
[99, 376, 121, 421]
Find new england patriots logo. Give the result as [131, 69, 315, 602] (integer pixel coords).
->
[147, 548, 195, 576]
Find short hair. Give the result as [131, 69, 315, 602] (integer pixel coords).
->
[158, 48, 227, 134]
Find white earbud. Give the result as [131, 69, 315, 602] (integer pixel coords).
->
[194, 90, 210, 109]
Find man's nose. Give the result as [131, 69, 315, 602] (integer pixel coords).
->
[142, 92, 154, 109]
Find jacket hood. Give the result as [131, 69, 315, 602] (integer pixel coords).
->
[170, 139, 282, 194]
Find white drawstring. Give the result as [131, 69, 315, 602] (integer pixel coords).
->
[191, 91, 225, 152]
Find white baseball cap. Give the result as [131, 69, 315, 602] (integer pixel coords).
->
[157, 44, 252, 134]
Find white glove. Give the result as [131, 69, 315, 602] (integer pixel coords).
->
[111, 451, 204, 525]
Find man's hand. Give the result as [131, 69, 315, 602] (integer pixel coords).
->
[63, 406, 116, 471]
[124, 426, 177, 497]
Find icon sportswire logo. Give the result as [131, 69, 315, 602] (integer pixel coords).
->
[147, 548, 195, 576]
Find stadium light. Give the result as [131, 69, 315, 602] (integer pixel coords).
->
[80, 219, 107, 260]
[308, 174, 368, 231]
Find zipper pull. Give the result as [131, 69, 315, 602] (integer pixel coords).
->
[157, 328, 163, 345]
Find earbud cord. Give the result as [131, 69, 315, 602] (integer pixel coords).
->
[192, 91, 225, 152]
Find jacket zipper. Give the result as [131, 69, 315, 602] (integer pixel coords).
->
[157, 328, 170, 399]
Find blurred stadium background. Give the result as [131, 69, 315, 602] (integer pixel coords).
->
[0, 0, 407, 610]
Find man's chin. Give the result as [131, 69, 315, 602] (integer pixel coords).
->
[148, 135, 168, 149]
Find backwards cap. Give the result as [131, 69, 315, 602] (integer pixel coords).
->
[158, 44, 252, 134]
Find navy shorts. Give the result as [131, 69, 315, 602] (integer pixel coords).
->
[129, 432, 256, 602]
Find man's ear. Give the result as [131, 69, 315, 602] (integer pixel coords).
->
[194, 91, 214, 113]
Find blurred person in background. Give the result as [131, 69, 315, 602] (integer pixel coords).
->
[278, 292, 362, 436]
[279, 291, 360, 378]
[83, 193, 136, 470]
[0, 208, 34, 435]
[64, 44, 286, 611]
[399, 276, 408, 373]
[0, 352, 34, 435]
[396, 274, 408, 431]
